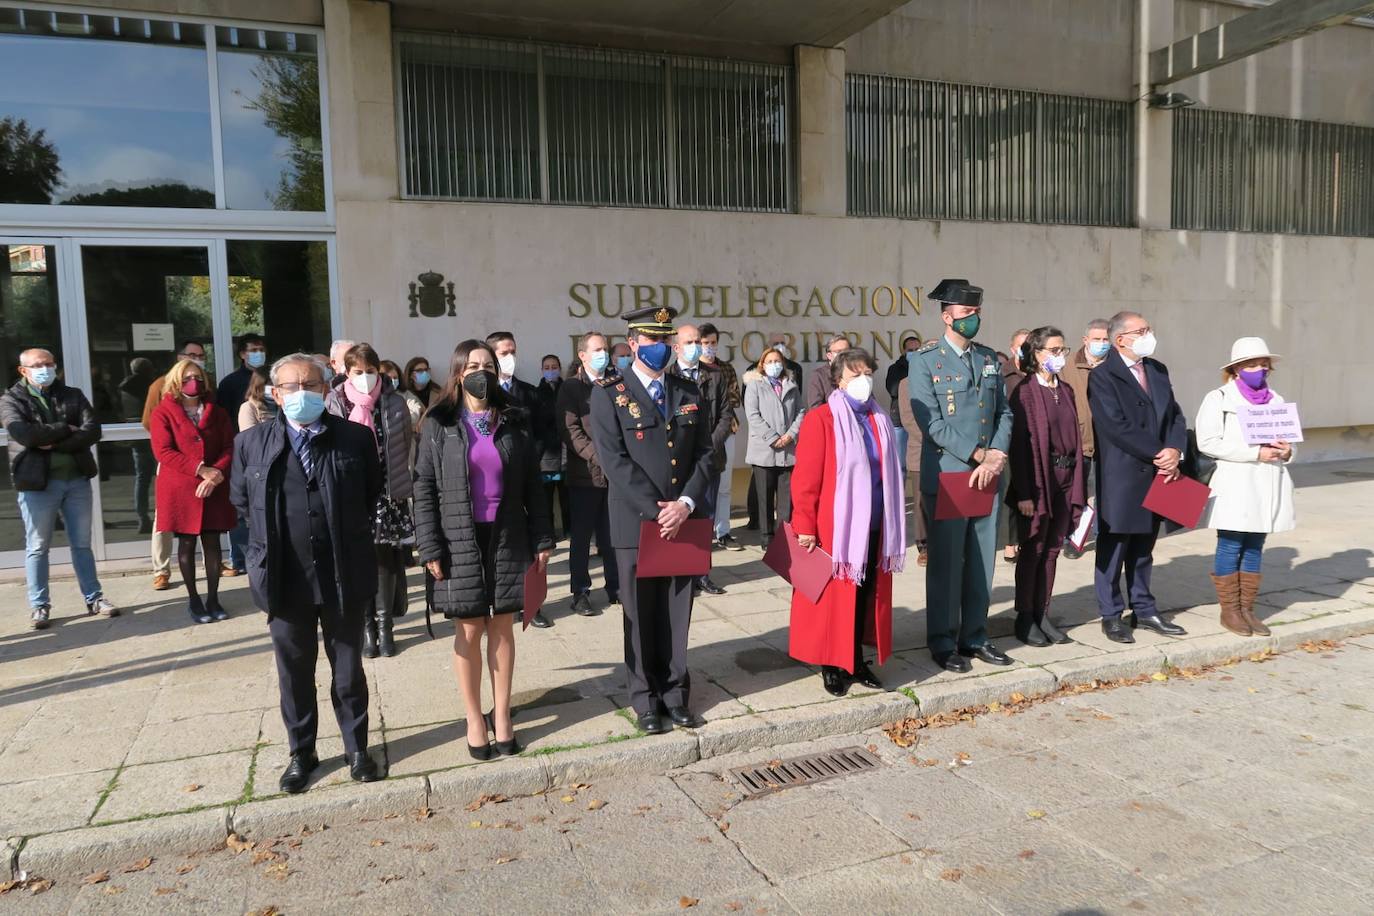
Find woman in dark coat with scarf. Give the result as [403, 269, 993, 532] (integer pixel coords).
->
[1008, 326, 1087, 647]
[789, 349, 907, 697]
[324, 343, 414, 658]
[413, 339, 554, 760]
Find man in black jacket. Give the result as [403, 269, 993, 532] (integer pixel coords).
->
[668, 324, 732, 597]
[1, 349, 114, 629]
[230, 353, 383, 794]
[557, 332, 621, 617]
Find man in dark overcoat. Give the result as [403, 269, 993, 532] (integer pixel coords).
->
[590, 307, 714, 735]
[230, 353, 384, 793]
[1087, 310, 1189, 644]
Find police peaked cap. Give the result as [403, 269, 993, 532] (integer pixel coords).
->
[625, 306, 678, 336]
[928, 279, 983, 307]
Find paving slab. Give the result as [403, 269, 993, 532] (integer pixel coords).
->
[0, 770, 113, 837]
[123, 709, 264, 765]
[93, 750, 254, 824]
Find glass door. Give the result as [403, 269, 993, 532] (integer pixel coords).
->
[0, 239, 76, 568]
[69, 240, 225, 561]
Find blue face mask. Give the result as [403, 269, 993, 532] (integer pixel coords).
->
[636, 341, 672, 372]
[587, 350, 610, 373]
[282, 389, 326, 425]
[614, 355, 634, 373]
[542, 369, 561, 383]
[245, 350, 266, 369]
[764, 362, 784, 379]
[1087, 340, 1111, 359]
[28, 366, 56, 388]
[680, 343, 702, 365]
[413, 370, 431, 388]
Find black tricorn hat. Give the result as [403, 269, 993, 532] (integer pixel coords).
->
[928, 279, 983, 307]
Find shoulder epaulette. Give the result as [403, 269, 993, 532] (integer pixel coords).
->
[594, 376, 618, 388]
[917, 339, 940, 353]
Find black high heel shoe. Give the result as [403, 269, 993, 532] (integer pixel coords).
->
[186, 596, 212, 625]
[467, 741, 494, 761]
[207, 600, 229, 622]
[494, 736, 522, 757]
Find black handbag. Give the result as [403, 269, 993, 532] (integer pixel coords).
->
[1184, 428, 1217, 485]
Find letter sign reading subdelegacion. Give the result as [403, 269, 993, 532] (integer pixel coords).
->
[1238, 402, 1304, 447]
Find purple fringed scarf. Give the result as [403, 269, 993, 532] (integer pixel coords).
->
[826, 388, 906, 584]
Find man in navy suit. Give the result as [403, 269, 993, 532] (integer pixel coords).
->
[1087, 311, 1189, 644]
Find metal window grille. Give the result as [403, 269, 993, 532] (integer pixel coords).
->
[1173, 108, 1374, 238]
[846, 74, 1134, 227]
[395, 34, 794, 212]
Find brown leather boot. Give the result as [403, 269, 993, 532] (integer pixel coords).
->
[1237, 571, 1270, 636]
[1211, 572, 1249, 636]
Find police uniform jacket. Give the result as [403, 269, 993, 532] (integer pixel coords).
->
[667, 361, 732, 473]
[907, 336, 1013, 494]
[588, 369, 714, 550]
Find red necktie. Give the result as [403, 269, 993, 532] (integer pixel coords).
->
[1132, 362, 1149, 392]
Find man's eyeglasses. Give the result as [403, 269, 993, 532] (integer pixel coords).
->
[1120, 326, 1152, 337]
[274, 381, 326, 394]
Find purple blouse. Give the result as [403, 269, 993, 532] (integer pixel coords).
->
[463, 412, 504, 523]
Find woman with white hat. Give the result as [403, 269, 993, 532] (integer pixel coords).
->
[1195, 337, 1295, 637]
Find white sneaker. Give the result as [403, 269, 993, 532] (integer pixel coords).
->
[86, 596, 119, 617]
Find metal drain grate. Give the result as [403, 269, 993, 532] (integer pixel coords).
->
[729, 746, 882, 797]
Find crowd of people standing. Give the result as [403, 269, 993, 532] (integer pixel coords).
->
[3, 280, 1298, 791]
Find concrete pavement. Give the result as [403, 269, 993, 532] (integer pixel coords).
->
[5, 636, 1374, 913]
[0, 458, 1371, 878]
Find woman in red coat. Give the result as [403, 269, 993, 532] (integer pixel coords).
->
[790, 348, 907, 696]
[150, 359, 237, 624]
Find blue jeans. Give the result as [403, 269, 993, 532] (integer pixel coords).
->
[894, 426, 909, 475]
[1215, 530, 1266, 575]
[17, 477, 102, 609]
[228, 514, 248, 571]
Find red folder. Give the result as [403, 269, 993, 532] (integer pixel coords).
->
[1142, 473, 1211, 529]
[521, 563, 548, 631]
[934, 471, 998, 520]
[637, 519, 713, 578]
[762, 522, 832, 604]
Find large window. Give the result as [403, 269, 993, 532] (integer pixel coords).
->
[1173, 108, 1374, 238]
[846, 74, 1134, 228]
[396, 34, 794, 212]
[0, 7, 324, 212]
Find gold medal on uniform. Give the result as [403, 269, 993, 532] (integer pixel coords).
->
[628, 402, 642, 419]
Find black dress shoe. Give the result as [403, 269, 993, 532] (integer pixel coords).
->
[1038, 615, 1072, 644]
[1129, 612, 1187, 637]
[852, 661, 883, 690]
[186, 597, 212, 625]
[637, 711, 665, 735]
[821, 666, 851, 697]
[1101, 616, 1135, 644]
[530, 611, 553, 629]
[279, 750, 318, 794]
[667, 706, 704, 728]
[696, 577, 726, 596]
[606, 591, 620, 606]
[1014, 614, 1051, 647]
[349, 751, 382, 782]
[571, 593, 593, 616]
[933, 652, 972, 673]
[960, 644, 1013, 666]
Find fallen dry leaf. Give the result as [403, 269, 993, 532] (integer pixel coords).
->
[940, 868, 963, 882]
[495, 856, 518, 866]
[724, 903, 744, 912]
[379, 874, 403, 883]
[867, 743, 879, 753]
[403, 843, 438, 853]
[679, 896, 700, 908]
[154, 887, 177, 896]
[176, 864, 197, 876]
[370, 839, 387, 848]
[905, 812, 922, 821]
[123, 857, 154, 873]
[1026, 809, 1047, 819]
[469, 820, 484, 829]
[26, 878, 54, 895]
[986, 701, 1001, 712]
[182, 783, 202, 793]
[250, 850, 284, 865]
[263, 863, 290, 882]
[561, 795, 576, 804]
[102, 885, 126, 895]
[464, 794, 508, 812]
[899, 854, 913, 864]
[245, 907, 281, 916]
[587, 799, 607, 811]
[1150, 672, 1169, 682]
[227, 833, 254, 854]
[83, 870, 110, 885]
[1017, 849, 1036, 860]
[572, 782, 592, 790]
[1010, 692, 1027, 703]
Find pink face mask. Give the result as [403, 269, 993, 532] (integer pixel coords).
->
[182, 378, 204, 398]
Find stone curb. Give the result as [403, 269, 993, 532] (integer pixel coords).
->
[13, 608, 1374, 880]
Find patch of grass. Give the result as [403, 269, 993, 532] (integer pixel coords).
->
[89, 800, 229, 829]
[86, 765, 123, 824]
[898, 686, 920, 705]
[521, 733, 642, 757]
[238, 741, 268, 803]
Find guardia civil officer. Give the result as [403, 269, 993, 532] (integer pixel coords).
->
[908, 280, 1015, 673]
[589, 306, 715, 734]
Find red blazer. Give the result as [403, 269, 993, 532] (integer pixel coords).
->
[787, 403, 893, 672]
[150, 396, 237, 535]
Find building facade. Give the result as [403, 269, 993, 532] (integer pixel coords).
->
[2, 0, 1371, 566]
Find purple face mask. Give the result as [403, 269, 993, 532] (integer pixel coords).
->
[1238, 368, 1268, 389]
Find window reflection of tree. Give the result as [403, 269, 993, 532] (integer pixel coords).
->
[246, 55, 325, 212]
[0, 117, 61, 205]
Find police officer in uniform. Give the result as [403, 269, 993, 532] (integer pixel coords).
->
[908, 280, 1015, 673]
[589, 307, 715, 734]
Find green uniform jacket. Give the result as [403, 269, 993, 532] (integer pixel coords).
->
[907, 336, 1013, 495]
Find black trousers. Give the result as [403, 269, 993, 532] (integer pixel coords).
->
[372, 544, 408, 619]
[569, 486, 619, 597]
[269, 603, 370, 755]
[615, 548, 694, 716]
[544, 479, 571, 538]
[751, 465, 793, 537]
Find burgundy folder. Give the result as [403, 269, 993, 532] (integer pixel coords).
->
[762, 522, 833, 605]
[1142, 473, 1212, 529]
[934, 471, 999, 520]
[636, 519, 713, 578]
[521, 563, 548, 631]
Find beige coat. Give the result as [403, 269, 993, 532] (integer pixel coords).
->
[1195, 381, 1296, 533]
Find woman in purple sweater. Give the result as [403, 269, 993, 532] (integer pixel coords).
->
[1007, 326, 1088, 648]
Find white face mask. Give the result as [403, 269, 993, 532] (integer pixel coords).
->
[1131, 332, 1158, 359]
[844, 375, 873, 402]
[497, 353, 517, 378]
[349, 371, 379, 395]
